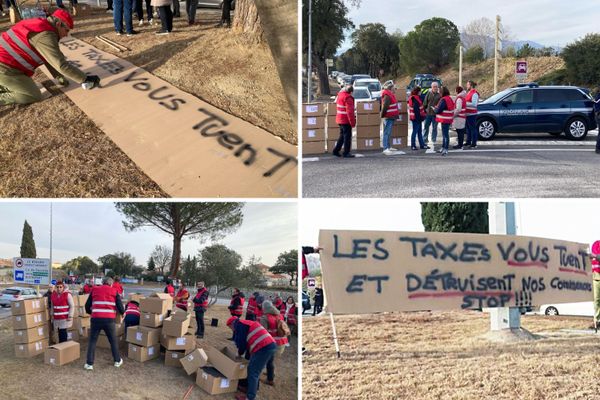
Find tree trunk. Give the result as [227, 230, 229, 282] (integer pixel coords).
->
[232, 0, 264, 41]
[316, 59, 330, 96]
[170, 205, 182, 277]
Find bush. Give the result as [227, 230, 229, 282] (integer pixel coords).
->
[562, 34, 600, 87]
[464, 45, 485, 64]
[538, 68, 569, 86]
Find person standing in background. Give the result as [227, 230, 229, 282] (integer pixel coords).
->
[50, 281, 74, 343]
[185, 0, 197, 25]
[380, 80, 400, 155]
[407, 86, 427, 151]
[332, 84, 356, 158]
[217, 0, 231, 28]
[434, 86, 455, 156]
[464, 80, 480, 148]
[452, 86, 467, 150]
[422, 81, 441, 145]
[193, 281, 208, 338]
[153, 0, 173, 34]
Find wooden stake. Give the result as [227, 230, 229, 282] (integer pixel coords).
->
[95, 36, 122, 52]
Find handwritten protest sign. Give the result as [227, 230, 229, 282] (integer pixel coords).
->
[42, 38, 297, 198]
[319, 230, 591, 315]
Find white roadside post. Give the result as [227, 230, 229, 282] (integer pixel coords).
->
[458, 45, 463, 88]
[329, 312, 340, 358]
[306, 0, 312, 103]
[488, 201, 521, 331]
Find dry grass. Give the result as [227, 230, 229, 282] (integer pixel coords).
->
[303, 311, 600, 400]
[0, 305, 297, 400]
[0, 7, 294, 197]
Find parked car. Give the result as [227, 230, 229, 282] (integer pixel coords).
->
[302, 290, 311, 314]
[351, 74, 371, 85]
[197, 0, 223, 8]
[0, 287, 41, 308]
[406, 73, 442, 101]
[353, 86, 373, 104]
[330, 71, 340, 79]
[354, 78, 382, 99]
[336, 73, 347, 85]
[339, 75, 352, 87]
[539, 301, 594, 317]
[476, 83, 597, 140]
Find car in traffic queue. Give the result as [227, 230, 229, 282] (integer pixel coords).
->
[350, 74, 371, 85]
[0, 286, 41, 308]
[475, 83, 597, 140]
[354, 78, 382, 100]
[352, 86, 373, 105]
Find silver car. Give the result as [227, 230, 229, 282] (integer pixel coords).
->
[0, 286, 41, 307]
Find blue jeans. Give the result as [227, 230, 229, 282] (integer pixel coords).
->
[466, 115, 477, 146]
[247, 343, 277, 400]
[423, 115, 438, 143]
[113, 0, 134, 33]
[411, 120, 425, 148]
[86, 318, 121, 365]
[382, 118, 394, 150]
[441, 123, 450, 150]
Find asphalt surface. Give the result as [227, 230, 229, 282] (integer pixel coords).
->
[303, 130, 600, 198]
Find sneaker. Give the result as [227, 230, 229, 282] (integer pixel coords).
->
[114, 359, 123, 367]
[342, 154, 356, 158]
[388, 147, 398, 151]
[452, 144, 463, 150]
[441, 149, 449, 156]
[331, 151, 341, 157]
[421, 145, 430, 150]
[127, 30, 139, 36]
[411, 146, 418, 151]
[470, 144, 477, 149]
[383, 149, 394, 155]
[138, 19, 144, 26]
[155, 30, 170, 35]
[106, 8, 113, 13]
[84, 364, 93, 370]
[116, 31, 123, 35]
[148, 18, 153, 24]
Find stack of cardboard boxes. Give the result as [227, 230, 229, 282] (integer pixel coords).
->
[355, 101, 381, 151]
[390, 90, 409, 149]
[326, 103, 338, 152]
[126, 293, 170, 362]
[72, 293, 90, 340]
[302, 103, 326, 155]
[162, 308, 194, 366]
[12, 298, 49, 358]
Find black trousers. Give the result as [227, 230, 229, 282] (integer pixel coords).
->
[221, 0, 231, 24]
[195, 309, 205, 336]
[58, 328, 68, 343]
[596, 114, 600, 151]
[157, 5, 173, 31]
[86, 319, 120, 365]
[172, 0, 179, 17]
[135, 0, 152, 21]
[107, 0, 113, 9]
[456, 128, 466, 147]
[333, 124, 352, 156]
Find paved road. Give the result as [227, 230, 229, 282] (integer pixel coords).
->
[303, 130, 600, 198]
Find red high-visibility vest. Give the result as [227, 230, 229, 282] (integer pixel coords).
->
[381, 89, 399, 119]
[246, 297, 257, 316]
[230, 294, 244, 317]
[90, 285, 118, 319]
[435, 96, 455, 124]
[51, 292, 70, 320]
[166, 284, 175, 297]
[266, 314, 288, 346]
[465, 89, 479, 115]
[124, 302, 140, 317]
[335, 90, 356, 126]
[408, 95, 425, 121]
[455, 95, 467, 120]
[238, 319, 275, 354]
[286, 305, 297, 326]
[0, 18, 54, 77]
[175, 289, 189, 310]
[113, 282, 124, 295]
[83, 284, 92, 294]
[194, 288, 208, 308]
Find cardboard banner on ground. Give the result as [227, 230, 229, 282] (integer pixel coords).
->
[319, 230, 591, 315]
[43, 38, 297, 198]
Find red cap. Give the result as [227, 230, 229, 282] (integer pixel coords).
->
[52, 9, 74, 30]
[226, 316, 238, 327]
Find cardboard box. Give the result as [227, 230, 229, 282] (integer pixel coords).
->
[74, 316, 91, 331]
[302, 116, 325, 130]
[15, 339, 48, 358]
[326, 115, 339, 129]
[128, 294, 145, 303]
[165, 349, 194, 367]
[76, 306, 88, 317]
[73, 3, 92, 17]
[302, 141, 326, 155]
[44, 341, 80, 366]
[392, 122, 409, 137]
[127, 343, 160, 362]
[390, 135, 409, 149]
[196, 367, 238, 395]
[396, 112, 409, 125]
[326, 102, 337, 116]
[72, 294, 88, 307]
[302, 103, 326, 116]
[357, 113, 381, 127]
[126, 325, 160, 347]
[302, 128, 325, 142]
[356, 125, 381, 139]
[356, 138, 381, 151]
[160, 333, 196, 352]
[140, 297, 169, 315]
[11, 298, 46, 316]
[162, 316, 191, 338]
[140, 312, 165, 328]
[12, 312, 47, 330]
[180, 348, 209, 375]
[52, 328, 79, 343]
[14, 324, 49, 344]
[79, 326, 89, 339]
[356, 101, 380, 114]
[326, 140, 338, 153]
[205, 345, 248, 380]
[97, 333, 125, 349]
[170, 309, 190, 321]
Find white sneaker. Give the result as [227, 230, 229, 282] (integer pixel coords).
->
[114, 359, 123, 367]
[149, 18, 153, 25]
[388, 147, 398, 151]
[84, 364, 93, 370]
[138, 19, 144, 26]
[383, 149, 394, 156]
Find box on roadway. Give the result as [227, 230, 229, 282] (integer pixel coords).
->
[12, 312, 47, 330]
[141, 312, 165, 328]
[326, 115, 338, 129]
[160, 332, 196, 352]
[204, 345, 248, 380]
[180, 348, 209, 375]
[97, 333, 125, 349]
[11, 298, 46, 316]
[140, 296, 170, 315]
[356, 125, 381, 139]
[356, 113, 381, 127]
[390, 135, 409, 149]
[162, 315, 191, 337]
[356, 101, 380, 115]
[165, 349, 194, 367]
[356, 138, 381, 151]
[302, 141, 326, 155]
[14, 324, 49, 344]
[302, 116, 325, 130]
[126, 325, 161, 347]
[15, 339, 48, 358]
[326, 102, 337, 116]
[44, 341, 80, 366]
[302, 103, 326, 116]
[196, 367, 239, 395]
[51, 328, 79, 343]
[302, 128, 325, 142]
[127, 343, 160, 362]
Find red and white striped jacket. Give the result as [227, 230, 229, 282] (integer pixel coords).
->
[0, 18, 54, 77]
[238, 319, 276, 354]
[266, 314, 288, 346]
[51, 292, 70, 320]
[90, 285, 118, 319]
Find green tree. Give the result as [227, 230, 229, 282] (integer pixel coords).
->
[98, 252, 136, 277]
[464, 45, 485, 64]
[562, 34, 600, 86]
[399, 17, 460, 74]
[116, 203, 243, 277]
[336, 47, 369, 75]
[351, 23, 399, 77]
[270, 249, 298, 286]
[20, 220, 36, 258]
[238, 255, 265, 288]
[180, 255, 199, 286]
[421, 203, 489, 233]
[147, 256, 156, 272]
[302, 0, 354, 96]
[516, 43, 535, 58]
[197, 244, 243, 305]
[62, 256, 99, 275]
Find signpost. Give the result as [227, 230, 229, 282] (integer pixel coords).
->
[326, 58, 334, 79]
[516, 61, 528, 83]
[13, 258, 51, 285]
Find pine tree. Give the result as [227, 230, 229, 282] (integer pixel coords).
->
[421, 203, 488, 233]
[20, 220, 37, 258]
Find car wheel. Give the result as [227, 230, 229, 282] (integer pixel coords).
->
[548, 132, 562, 137]
[477, 118, 496, 140]
[545, 306, 559, 316]
[564, 117, 588, 140]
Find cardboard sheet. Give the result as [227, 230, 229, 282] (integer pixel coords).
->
[43, 38, 297, 198]
[319, 230, 591, 315]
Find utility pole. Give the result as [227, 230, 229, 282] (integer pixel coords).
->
[458, 45, 463, 87]
[494, 15, 501, 93]
[49, 202, 53, 283]
[306, 0, 312, 103]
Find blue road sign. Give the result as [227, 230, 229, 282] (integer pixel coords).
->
[14, 270, 24, 281]
[51, 279, 57, 285]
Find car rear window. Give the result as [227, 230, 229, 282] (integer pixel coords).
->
[564, 89, 589, 101]
[2, 289, 20, 295]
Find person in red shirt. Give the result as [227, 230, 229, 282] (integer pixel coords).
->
[174, 283, 190, 311]
[112, 276, 124, 297]
[164, 280, 175, 297]
[82, 280, 93, 294]
[51, 281, 74, 343]
[332, 84, 357, 158]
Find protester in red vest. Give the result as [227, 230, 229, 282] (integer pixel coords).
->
[260, 300, 289, 386]
[174, 283, 190, 311]
[123, 300, 140, 331]
[0, 10, 100, 106]
[434, 86, 456, 156]
[50, 281, 74, 343]
[84, 276, 125, 371]
[380, 80, 400, 155]
[227, 316, 277, 400]
[332, 84, 357, 158]
[192, 281, 209, 338]
[273, 296, 286, 313]
[228, 288, 245, 317]
[245, 292, 260, 321]
[408, 86, 428, 151]
[82, 280, 93, 294]
[164, 280, 175, 297]
[452, 86, 468, 150]
[464, 80, 480, 148]
[284, 296, 297, 331]
[112, 276, 124, 297]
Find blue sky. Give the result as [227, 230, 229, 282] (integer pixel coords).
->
[339, 0, 598, 51]
[0, 202, 297, 267]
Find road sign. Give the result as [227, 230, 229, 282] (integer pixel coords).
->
[516, 61, 528, 81]
[51, 279, 57, 285]
[307, 277, 316, 289]
[326, 58, 334, 67]
[13, 258, 50, 285]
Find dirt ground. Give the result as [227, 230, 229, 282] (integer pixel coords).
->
[0, 7, 294, 197]
[303, 311, 600, 400]
[0, 305, 297, 400]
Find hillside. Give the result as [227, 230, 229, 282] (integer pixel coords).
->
[395, 56, 565, 98]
